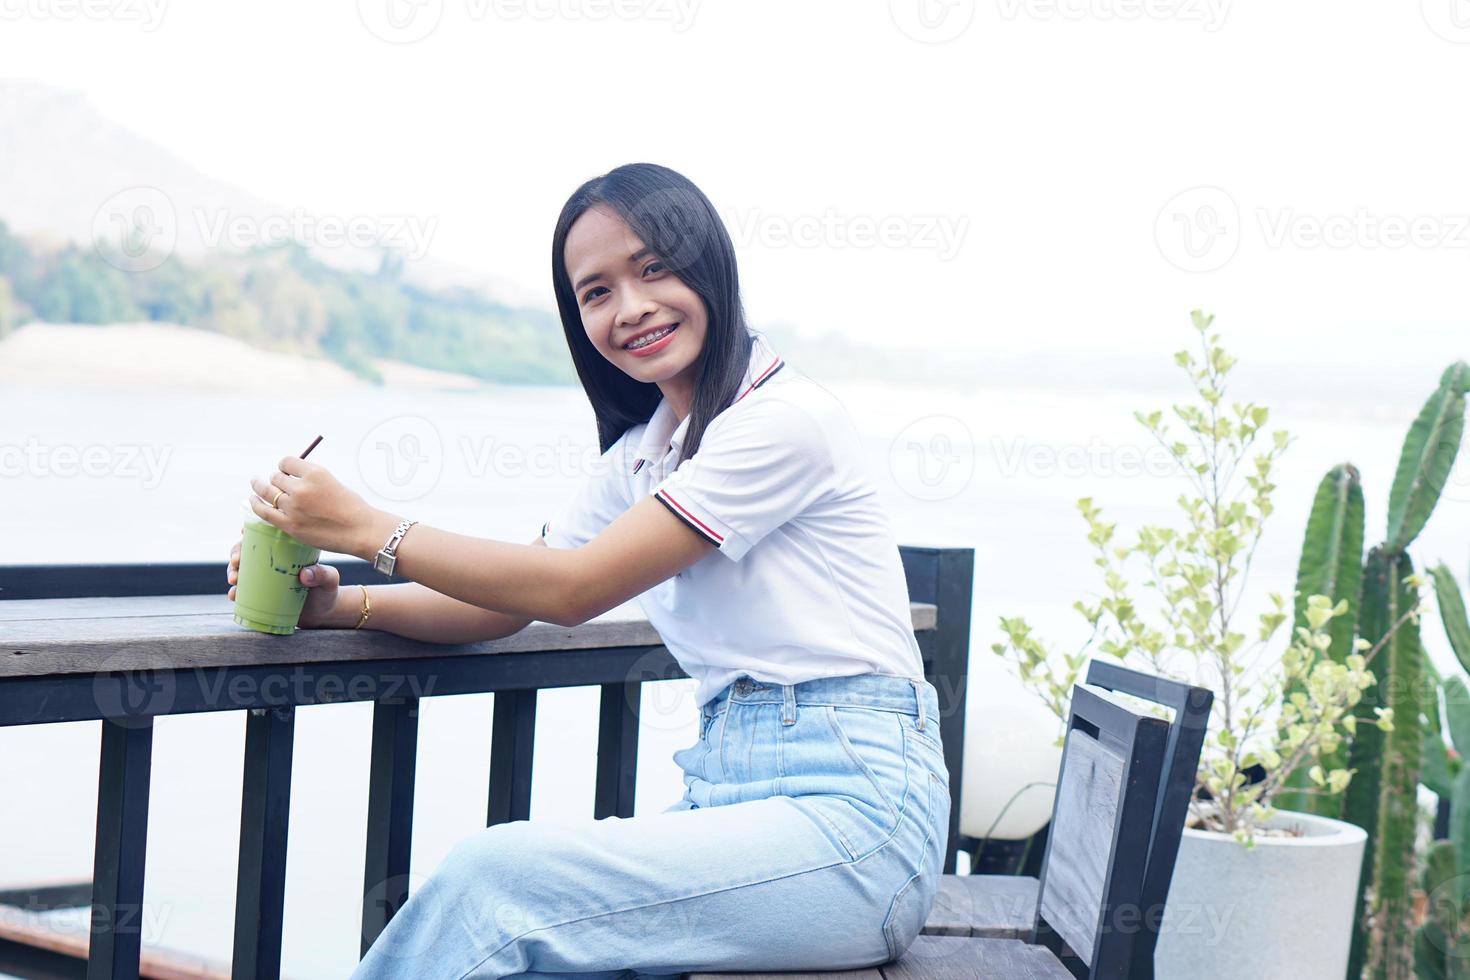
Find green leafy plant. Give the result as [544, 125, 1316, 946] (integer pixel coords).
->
[993, 310, 1393, 846]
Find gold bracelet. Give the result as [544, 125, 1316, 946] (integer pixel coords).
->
[353, 584, 372, 629]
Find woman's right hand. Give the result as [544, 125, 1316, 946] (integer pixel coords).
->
[228, 539, 343, 629]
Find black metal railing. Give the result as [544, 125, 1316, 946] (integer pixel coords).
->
[0, 545, 974, 980]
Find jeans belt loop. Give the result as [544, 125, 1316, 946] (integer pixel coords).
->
[781, 684, 797, 726]
[911, 677, 926, 731]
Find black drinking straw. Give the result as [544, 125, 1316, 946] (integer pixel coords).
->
[299, 435, 323, 459]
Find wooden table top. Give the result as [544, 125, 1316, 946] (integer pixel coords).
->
[0, 594, 937, 679]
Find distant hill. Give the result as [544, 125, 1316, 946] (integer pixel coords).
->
[0, 78, 544, 306]
[0, 79, 277, 257]
[0, 218, 575, 385]
[0, 78, 575, 385]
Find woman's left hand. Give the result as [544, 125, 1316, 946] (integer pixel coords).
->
[248, 456, 384, 557]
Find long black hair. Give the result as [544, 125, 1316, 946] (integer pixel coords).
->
[550, 162, 755, 466]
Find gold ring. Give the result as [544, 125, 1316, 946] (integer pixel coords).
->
[271, 487, 285, 508]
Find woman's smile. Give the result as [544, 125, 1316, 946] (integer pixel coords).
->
[622, 322, 680, 357]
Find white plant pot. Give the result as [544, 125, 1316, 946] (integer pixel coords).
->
[958, 694, 1064, 841]
[1154, 808, 1366, 980]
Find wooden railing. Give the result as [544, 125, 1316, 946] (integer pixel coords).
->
[0, 545, 974, 980]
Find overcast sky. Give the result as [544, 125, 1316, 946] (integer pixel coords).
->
[3, 0, 1469, 369]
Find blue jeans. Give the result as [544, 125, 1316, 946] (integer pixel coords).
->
[350, 672, 951, 978]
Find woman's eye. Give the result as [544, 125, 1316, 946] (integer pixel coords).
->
[582, 263, 661, 304]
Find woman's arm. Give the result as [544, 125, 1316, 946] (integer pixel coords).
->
[318, 534, 549, 642]
[352, 497, 717, 628]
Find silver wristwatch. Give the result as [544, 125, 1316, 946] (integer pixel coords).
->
[373, 519, 418, 576]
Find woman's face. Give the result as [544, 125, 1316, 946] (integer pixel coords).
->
[564, 205, 708, 393]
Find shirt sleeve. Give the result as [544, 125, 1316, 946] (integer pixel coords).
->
[649, 396, 836, 562]
[540, 435, 634, 550]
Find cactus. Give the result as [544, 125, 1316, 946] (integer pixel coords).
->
[1417, 839, 1460, 980]
[1454, 697, 1470, 916]
[1432, 564, 1470, 674]
[1388, 567, 1470, 980]
[1387, 363, 1469, 553]
[1362, 551, 1423, 980]
[1424, 656, 1453, 802]
[1407, 565, 1470, 979]
[1439, 570, 1470, 907]
[1413, 689, 1470, 979]
[1275, 464, 1366, 816]
[1346, 549, 1403, 977]
[1444, 676, 1470, 768]
[1340, 363, 1468, 980]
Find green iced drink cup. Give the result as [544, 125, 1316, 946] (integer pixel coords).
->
[233, 515, 322, 635]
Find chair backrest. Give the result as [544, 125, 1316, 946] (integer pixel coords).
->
[1084, 660, 1213, 976]
[1031, 682, 1169, 979]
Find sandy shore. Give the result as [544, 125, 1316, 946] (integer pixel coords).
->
[0, 322, 489, 393]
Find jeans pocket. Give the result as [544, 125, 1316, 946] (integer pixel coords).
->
[824, 706, 903, 824]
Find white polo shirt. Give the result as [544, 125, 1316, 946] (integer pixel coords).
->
[540, 330, 925, 708]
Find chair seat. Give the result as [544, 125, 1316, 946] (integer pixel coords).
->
[884, 936, 1074, 978]
[687, 934, 1071, 979]
[923, 873, 1041, 938]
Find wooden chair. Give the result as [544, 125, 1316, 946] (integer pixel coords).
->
[926, 661, 1213, 973]
[690, 677, 1173, 979]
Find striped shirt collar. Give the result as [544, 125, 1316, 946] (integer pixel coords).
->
[630, 332, 786, 474]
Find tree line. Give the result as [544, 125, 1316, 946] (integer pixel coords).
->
[0, 221, 575, 386]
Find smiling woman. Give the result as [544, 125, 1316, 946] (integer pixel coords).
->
[328, 162, 948, 977]
[550, 164, 761, 468]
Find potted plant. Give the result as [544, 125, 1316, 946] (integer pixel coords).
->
[992, 311, 1418, 979]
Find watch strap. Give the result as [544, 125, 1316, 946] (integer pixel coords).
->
[375, 519, 418, 575]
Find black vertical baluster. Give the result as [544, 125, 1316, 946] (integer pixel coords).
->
[88, 718, 153, 980]
[360, 698, 419, 959]
[233, 707, 295, 980]
[902, 546, 975, 876]
[594, 682, 640, 819]
[487, 690, 537, 825]
[932, 549, 973, 876]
